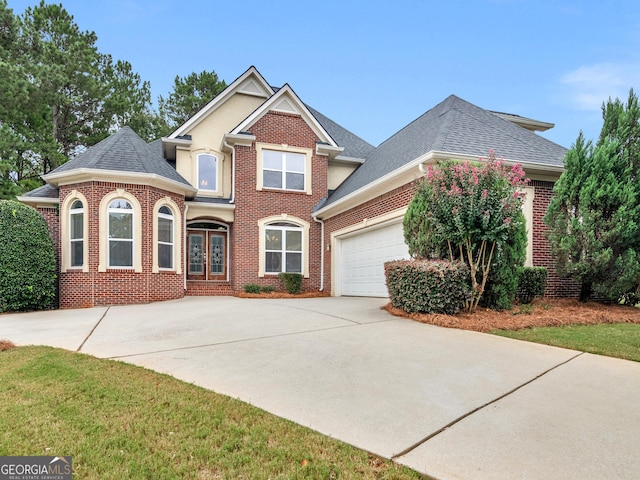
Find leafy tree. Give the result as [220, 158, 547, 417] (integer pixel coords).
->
[0, 1, 157, 197]
[404, 154, 529, 311]
[158, 70, 227, 131]
[0, 199, 56, 312]
[545, 91, 640, 301]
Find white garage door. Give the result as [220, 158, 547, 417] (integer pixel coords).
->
[338, 221, 409, 297]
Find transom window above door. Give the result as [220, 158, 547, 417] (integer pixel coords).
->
[262, 150, 305, 191]
[198, 153, 218, 191]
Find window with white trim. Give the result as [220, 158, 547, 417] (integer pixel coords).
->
[108, 199, 134, 267]
[157, 206, 174, 269]
[198, 153, 217, 191]
[69, 199, 84, 268]
[265, 222, 302, 273]
[262, 150, 305, 191]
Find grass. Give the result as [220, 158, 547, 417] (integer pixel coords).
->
[493, 323, 640, 362]
[0, 346, 425, 479]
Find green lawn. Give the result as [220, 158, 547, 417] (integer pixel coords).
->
[493, 323, 640, 362]
[0, 346, 425, 479]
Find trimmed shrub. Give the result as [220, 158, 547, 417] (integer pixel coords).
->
[243, 284, 262, 294]
[384, 259, 471, 314]
[517, 267, 548, 304]
[0, 200, 56, 312]
[278, 273, 303, 294]
[260, 285, 276, 293]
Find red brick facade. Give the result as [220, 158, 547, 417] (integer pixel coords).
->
[530, 180, 581, 297]
[40, 181, 186, 309]
[230, 111, 327, 292]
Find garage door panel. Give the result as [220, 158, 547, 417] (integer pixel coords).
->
[339, 222, 409, 297]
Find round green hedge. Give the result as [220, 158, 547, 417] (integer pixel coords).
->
[0, 200, 56, 312]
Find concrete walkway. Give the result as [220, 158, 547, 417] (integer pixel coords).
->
[2, 296, 639, 479]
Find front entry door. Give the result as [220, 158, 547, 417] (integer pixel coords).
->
[187, 230, 227, 281]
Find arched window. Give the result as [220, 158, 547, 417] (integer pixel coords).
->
[264, 222, 303, 273]
[157, 205, 174, 269]
[108, 199, 134, 267]
[198, 153, 218, 191]
[69, 199, 84, 268]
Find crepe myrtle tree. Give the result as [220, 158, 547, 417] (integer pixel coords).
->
[404, 152, 529, 311]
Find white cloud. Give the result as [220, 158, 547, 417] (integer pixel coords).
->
[560, 62, 640, 110]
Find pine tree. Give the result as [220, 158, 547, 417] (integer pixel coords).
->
[545, 90, 640, 301]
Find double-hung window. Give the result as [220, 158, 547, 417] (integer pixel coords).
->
[69, 200, 84, 268]
[108, 199, 134, 267]
[262, 150, 305, 191]
[157, 206, 174, 270]
[265, 222, 302, 273]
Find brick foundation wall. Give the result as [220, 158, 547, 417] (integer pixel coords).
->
[231, 111, 327, 293]
[56, 181, 186, 308]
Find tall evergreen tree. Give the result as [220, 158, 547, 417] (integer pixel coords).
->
[158, 70, 227, 131]
[0, 1, 158, 198]
[545, 90, 640, 301]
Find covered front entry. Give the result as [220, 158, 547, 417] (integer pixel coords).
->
[187, 222, 228, 281]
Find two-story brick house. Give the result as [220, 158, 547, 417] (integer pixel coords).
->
[19, 66, 573, 309]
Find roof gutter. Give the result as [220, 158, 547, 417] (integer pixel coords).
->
[315, 150, 565, 220]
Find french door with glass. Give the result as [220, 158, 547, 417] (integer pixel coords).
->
[187, 230, 227, 281]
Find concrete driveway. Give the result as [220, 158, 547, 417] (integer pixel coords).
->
[2, 296, 639, 479]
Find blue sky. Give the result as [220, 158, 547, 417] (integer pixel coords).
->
[8, 0, 640, 150]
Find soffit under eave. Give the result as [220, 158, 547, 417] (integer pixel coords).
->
[43, 169, 197, 198]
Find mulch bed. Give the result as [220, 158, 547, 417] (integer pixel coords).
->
[384, 298, 640, 332]
[234, 291, 330, 299]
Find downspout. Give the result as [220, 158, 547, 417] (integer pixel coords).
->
[312, 214, 325, 292]
[418, 162, 427, 174]
[224, 140, 236, 204]
[184, 204, 189, 291]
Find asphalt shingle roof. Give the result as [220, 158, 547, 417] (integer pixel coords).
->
[20, 183, 59, 198]
[306, 106, 375, 159]
[50, 127, 191, 187]
[324, 95, 568, 207]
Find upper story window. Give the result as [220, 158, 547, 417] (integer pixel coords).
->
[198, 153, 218, 191]
[262, 150, 305, 191]
[69, 199, 84, 268]
[108, 199, 134, 267]
[157, 206, 174, 270]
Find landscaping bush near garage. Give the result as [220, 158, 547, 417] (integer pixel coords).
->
[279, 272, 303, 294]
[517, 267, 548, 304]
[0, 200, 56, 312]
[385, 259, 471, 314]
